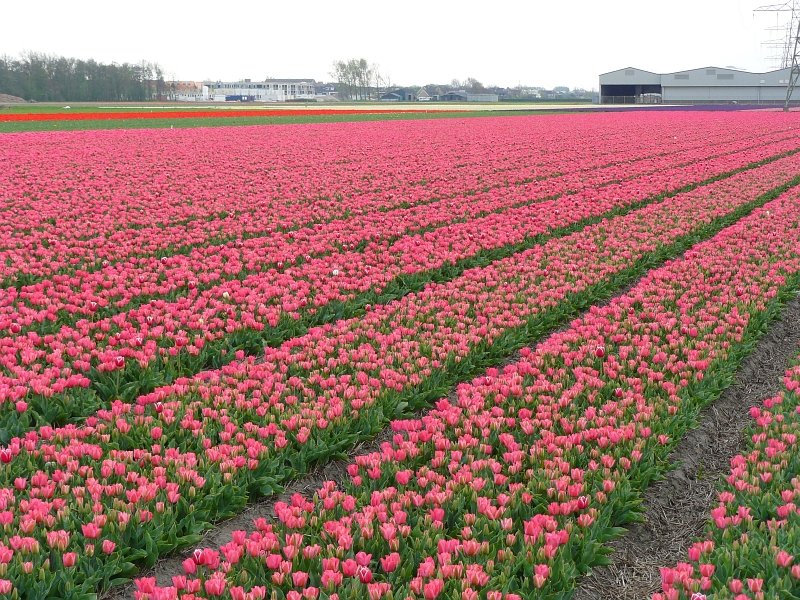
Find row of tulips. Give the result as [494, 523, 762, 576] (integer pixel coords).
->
[0, 162, 798, 597]
[655, 358, 800, 600]
[2, 114, 798, 285]
[2, 112, 785, 243]
[10, 124, 793, 334]
[3, 118, 796, 321]
[131, 157, 800, 600]
[3, 149, 800, 439]
[4, 126, 800, 336]
[0, 113, 704, 278]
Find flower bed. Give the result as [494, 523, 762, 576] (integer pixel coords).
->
[12, 127, 782, 334]
[2, 150, 800, 438]
[0, 115, 796, 285]
[0, 163, 798, 597]
[134, 184, 800, 600]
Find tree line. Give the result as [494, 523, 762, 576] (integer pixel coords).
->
[0, 52, 166, 102]
[331, 57, 494, 100]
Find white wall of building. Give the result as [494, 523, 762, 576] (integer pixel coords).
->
[599, 66, 794, 103]
[202, 80, 316, 102]
[662, 85, 788, 103]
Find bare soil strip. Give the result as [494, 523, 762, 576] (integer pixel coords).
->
[572, 293, 800, 600]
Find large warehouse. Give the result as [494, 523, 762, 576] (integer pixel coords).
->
[599, 66, 793, 104]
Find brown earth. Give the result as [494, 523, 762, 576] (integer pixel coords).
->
[572, 293, 800, 600]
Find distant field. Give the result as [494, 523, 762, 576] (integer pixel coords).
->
[0, 110, 550, 132]
[0, 100, 597, 132]
[0, 100, 589, 113]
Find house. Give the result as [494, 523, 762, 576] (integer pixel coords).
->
[165, 81, 204, 102]
[417, 88, 432, 101]
[440, 91, 468, 102]
[465, 93, 499, 102]
[315, 82, 338, 97]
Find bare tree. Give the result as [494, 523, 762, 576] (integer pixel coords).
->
[331, 58, 377, 101]
[374, 67, 391, 100]
[465, 77, 486, 92]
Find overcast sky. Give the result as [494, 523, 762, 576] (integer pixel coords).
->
[2, 0, 790, 90]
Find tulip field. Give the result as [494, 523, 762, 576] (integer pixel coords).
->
[2, 111, 800, 599]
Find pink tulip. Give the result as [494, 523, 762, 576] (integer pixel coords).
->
[62, 552, 77, 567]
[777, 550, 794, 568]
[203, 573, 226, 596]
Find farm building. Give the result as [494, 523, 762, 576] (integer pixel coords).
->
[439, 91, 500, 102]
[379, 88, 418, 102]
[599, 66, 793, 104]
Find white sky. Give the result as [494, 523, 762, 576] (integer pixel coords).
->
[1, 0, 790, 90]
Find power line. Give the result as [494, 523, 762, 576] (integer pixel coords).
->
[755, 1, 800, 109]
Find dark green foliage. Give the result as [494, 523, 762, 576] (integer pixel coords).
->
[0, 52, 165, 102]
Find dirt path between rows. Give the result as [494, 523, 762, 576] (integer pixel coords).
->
[572, 293, 800, 600]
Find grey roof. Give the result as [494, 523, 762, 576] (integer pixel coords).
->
[600, 66, 792, 88]
[263, 78, 316, 83]
[598, 66, 660, 77]
[662, 66, 781, 76]
[204, 79, 316, 85]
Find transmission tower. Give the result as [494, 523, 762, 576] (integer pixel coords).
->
[755, 1, 800, 110]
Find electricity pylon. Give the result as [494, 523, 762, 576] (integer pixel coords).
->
[755, 2, 800, 110]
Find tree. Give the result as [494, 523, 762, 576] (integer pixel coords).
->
[331, 58, 377, 101]
[374, 69, 391, 100]
[0, 52, 166, 102]
[465, 77, 486, 92]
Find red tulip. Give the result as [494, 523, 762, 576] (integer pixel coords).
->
[357, 566, 372, 584]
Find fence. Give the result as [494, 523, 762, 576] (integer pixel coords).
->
[600, 95, 663, 105]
